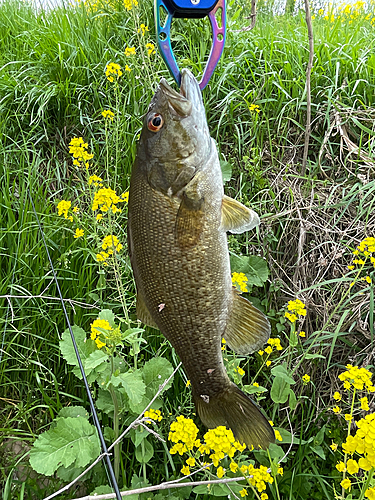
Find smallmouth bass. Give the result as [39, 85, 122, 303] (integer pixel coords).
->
[128, 69, 274, 449]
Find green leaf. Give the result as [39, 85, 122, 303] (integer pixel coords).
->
[230, 254, 269, 287]
[268, 443, 285, 463]
[305, 353, 325, 360]
[310, 445, 326, 460]
[58, 406, 89, 420]
[243, 384, 268, 394]
[271, 364, 295, 385]
[84, 350, 108, 373]
[29, 417, 100, 476]
[118, 371, 146, 409]
[59, 326, 96, 368]
[135, 439, 154, 464]
[98, 309, 116, 328]
[288, 388, 297, 410]
[270, 376, 290, 404]
[220, 159, 232, 183]
[130, 426, 149, 447]
[143, 357, 174, 396]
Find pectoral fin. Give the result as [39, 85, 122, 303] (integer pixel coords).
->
[136, 293, 159, 329]
[224, 289, 270, 355]
[221, 195, 260, 234]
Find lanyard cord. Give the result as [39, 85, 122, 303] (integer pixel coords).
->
[28, 188, 122, 500]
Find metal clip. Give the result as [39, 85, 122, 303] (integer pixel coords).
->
[155, 0, 226, 89]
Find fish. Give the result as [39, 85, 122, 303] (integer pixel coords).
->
[128, 68, 275, 449]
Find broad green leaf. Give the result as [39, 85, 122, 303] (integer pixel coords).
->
[143, 357, 174, 396]
[310, 445, 326, 460]
[59, 326, 96, 368]
[118, 371, 146, 409]
[96, 388, 128, 416]
[58, 406, 89, 420]
[84, 350, 108, 373]
[271, 364, 295, 385]
[230, 254, 269, 287]
[135, 439, 154, 464]
[130, 426, 149, 447]
[270, 376, 290, 404]
[98, 309, 116, 328]
[194, 483, 231, 496]
[29, 417, 100, 476]
[268, 443, 285, 463]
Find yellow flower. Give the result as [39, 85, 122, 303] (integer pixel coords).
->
[125, 46, 136, 56]
[92, 187, 123, 213]
[102, 109, 114, 121]
[266, 360, 271, 367]
[216, 466, 225, 478]
[123, 0, 138, 10]
[346, 459, 359, 474]
[72, 206, 79, 213]
[365, 487, 375, 500]
[186, 456, 195, 467]
[125, 64, 131, 72]
[57, 200, 71, 218]
[186, 380, 191, 387]
[302, 374, 310, 384]
[261, 494, 268, 500]
[340, 478, 351, 491]
[230, 462, 238, 473]
[284, 312, 297, 323]
[333, 406, 341, 414]
[330, 442, 338, 451]
[285, 299, 306, 321]
[69, 137, 93, 167]
[181, 465, 190, 475]
[231, 272, 248, 293]
[236, 366, 245, 376]
[264, 346, 272, 355]
[239, 489, 248, 497]
[138, 23, 149, 36]
[333, 392, 341, 401]
[277, 466, 283, 475]
[299, 331, 306, 337]
[101, 235, 123, 253]
[74, 228, 84, 239]
[96, 213, 103, 222]
[361, 397, 370, 411]
[336, 461, 345, 472]
[274, 430, 283, 441]
[253, 382, 259, 387]
[258, 350, 264, 356]
[146, 42, 156, 55]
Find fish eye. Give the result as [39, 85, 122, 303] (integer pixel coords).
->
[147, 113, 164, 132]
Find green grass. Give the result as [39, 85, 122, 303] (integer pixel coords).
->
[1, 0, 375, 497]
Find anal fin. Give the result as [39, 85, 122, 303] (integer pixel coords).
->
[224, 289, 270, 355]
[221, 195, 260, 234]
[136, 293, 159, 330]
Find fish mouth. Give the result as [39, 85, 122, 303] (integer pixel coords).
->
[159, 69, 201, 117]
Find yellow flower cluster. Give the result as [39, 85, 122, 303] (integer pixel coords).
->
[146, 42, 156, 55]
[200, 426, 246, 466]
[92, 187, 126, 214]
[74, 228, 84, 239]
[284, 299, 306, 323]
[69, 137, 94, 168]
[247, 463, 274, 493]
[232, 272, 248, 293]
[105, 62, 123, 82]
[348, 237, 375, 284]
[169, 416, 200, 455]
[96, 235, 123, 264]
[249, 104, 260, 113]
[88, 175, 103, 188]
[123, 0, 138, 10]
[266, 338, 283, 352]
[338, 364, 375, 392]
[90, 318, 112, 349]
[102, 109, 114, 121]
[57, 200, 72, 220]
[144, 408, 163, 423]
[125, 46, 136, 56]
[342, 413, 375, 470]
[138, 23, 149, 36]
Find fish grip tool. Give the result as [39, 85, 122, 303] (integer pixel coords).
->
[28, 189, 122, 500]
[155, 0, 226, 89]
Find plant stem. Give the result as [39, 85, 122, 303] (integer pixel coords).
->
[110, 356, 120, 482]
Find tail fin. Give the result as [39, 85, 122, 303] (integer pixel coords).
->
[194, 383, 275, 449]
